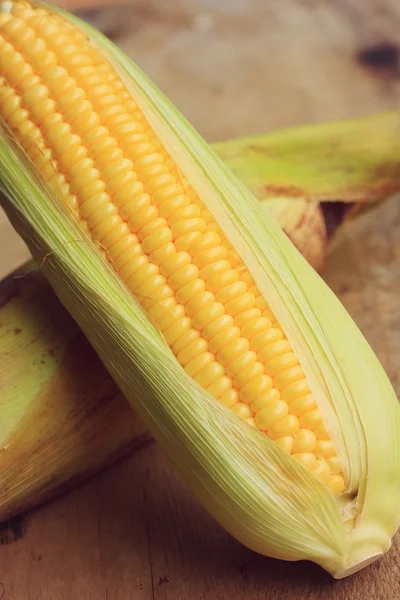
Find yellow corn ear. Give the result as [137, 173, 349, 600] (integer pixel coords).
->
[0, 1, 399, 577]
[0, 0, 344, 495]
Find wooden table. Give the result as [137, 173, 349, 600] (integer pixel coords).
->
[1, 1, 400, 598]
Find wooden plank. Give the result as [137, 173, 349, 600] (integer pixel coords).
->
[1, 0, 400, 597]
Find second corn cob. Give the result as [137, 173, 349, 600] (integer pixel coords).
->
[1, 1, 400, 577]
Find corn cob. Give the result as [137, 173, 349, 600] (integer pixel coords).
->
[0, 0, 343, 494]
[0, 1, 399, 577]
[2, 105, 399, 523]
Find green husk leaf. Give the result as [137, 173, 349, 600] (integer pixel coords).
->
[213, 111, 400, 204]
[0, 268, 76, 445]
[1, 3, 399, 577]
[0, 264, 148, 521]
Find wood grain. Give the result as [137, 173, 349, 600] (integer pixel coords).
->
[1, 0, 400, 598]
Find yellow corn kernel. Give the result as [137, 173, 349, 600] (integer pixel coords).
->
[254, 400, 288, 431]
[314, 424, 330, 440]
[250, 388, 280, 414]
[287, 394, 316, 416]
[327, 475, 345, 496]
[311, 460, 331, 484]
[280, 380, 310, 402]
[205, 377, 233, 402]
[274, 436, 294, 455]
[250, 327, 283, 352]
[291, 453, 317, 471]
[292, 429, 317, 453]
[327, 456, 342, 475]
[231, 402, 253, 420]
[315, 440, 337, 459]
[299, 408, 323, 430]
[273, 366, 304, 390]
[239, 374, 272, 404]
[268, 414, 300, 440]
[194, 361, 225, 386]
[219, 388, 239, 408]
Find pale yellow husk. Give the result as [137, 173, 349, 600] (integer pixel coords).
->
[0, 4, 399, 578]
